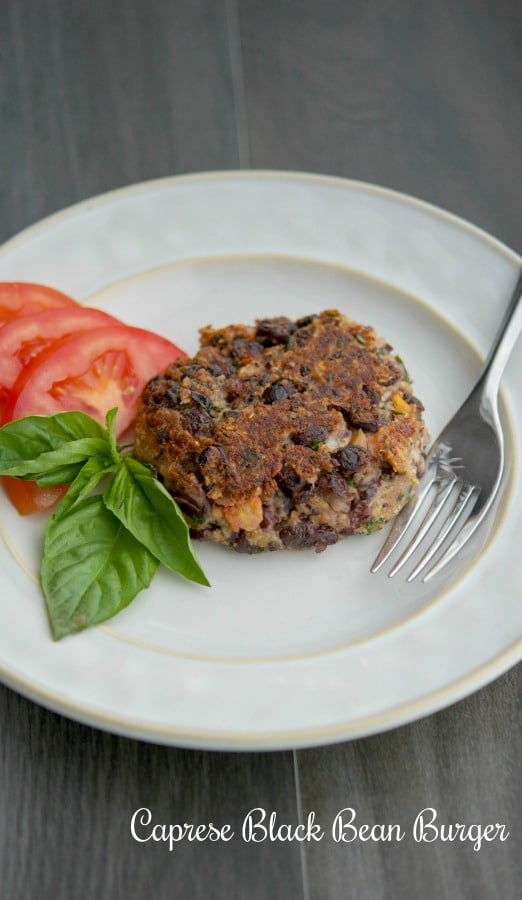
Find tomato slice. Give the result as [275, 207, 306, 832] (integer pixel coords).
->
[0, 282, 78, 326]
[3, 324, 185, 437]
[3, 478, 68, 515]
[0, 305, 120, 416]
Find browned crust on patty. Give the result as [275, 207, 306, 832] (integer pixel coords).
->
[134, 310, 429, 552]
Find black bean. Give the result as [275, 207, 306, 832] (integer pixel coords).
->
[279, 521, 316, 548]
[262, 381, 296, 403]
[262, 383, 287, 404]
[292, 483, 314, 506]
[172, 487, 210, 516]
[290, 329, 311, 347]
[231, 337, 263, 361]
[144, 379, 180, 409]
[350, 499, 371, 530]
[197, 447, 213, 466]
[313, 525, 339, 552]
[145, 375, 163, 389]
[403, 391, 424, 410]
[362, 385, 381, 404]
[295, 314, 317, 328]
[276, 466, 301, 493]
[190, 391, 214, 413]
[343, 407, 386, 432]
[293, 424, 329, 448]
[197, 444, 229, 467]
[255, 317, 296, 345]
[279, 521, 338, 551]
[335, 445, 368, 475]
[181, 407, 212, 435]
[316, 471, 349, 497]
[185, 363, 204, 375]
[165, 384, 180, 406]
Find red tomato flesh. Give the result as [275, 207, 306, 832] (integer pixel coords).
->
[0, 282, 78, 326]
[2, 324, 185, 438]
[0, 305, 120, 415]
[3, 478, 68, 515]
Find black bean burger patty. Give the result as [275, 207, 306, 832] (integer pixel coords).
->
[134, 310, 429, 553]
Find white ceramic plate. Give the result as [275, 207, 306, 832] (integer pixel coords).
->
[0, 172, 520, 750]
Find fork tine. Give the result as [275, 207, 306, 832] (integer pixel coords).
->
[387, 478, 459, 577]
[406, 484, 480, 582]
[370, 475, 436, 573]
[422, 503, 487, 582]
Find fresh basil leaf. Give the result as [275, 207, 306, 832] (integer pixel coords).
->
[105, 408, 120, 462]
[0, 407, 210, 638]
[22, 438, 109, 487]
[42, 494, 158, 640]
[0, 411, 106, 460]
[52, 456, 117, 519]
[0, 411, 109, 482]
[0, 437, 111, 484]
[104, 456, 210, 587]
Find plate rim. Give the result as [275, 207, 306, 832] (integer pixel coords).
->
[1, 169, 520, 266]
[0, 636, 519, 750]
[0, 169, 520, 750]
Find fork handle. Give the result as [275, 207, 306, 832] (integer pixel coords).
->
[475, 267, 522, 409]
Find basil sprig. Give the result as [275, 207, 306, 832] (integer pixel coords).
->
[0, 409, 209, 640]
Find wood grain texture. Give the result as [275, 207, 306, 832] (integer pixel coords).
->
[238, 1, 521, 897]
[239, 0, 522, 250]
[0, 687, 304, 900]
[0, 2, 304, 898]
[298, 668, 521, 900]
[0, 0, 240, 243]
[0, 0, 520, 898]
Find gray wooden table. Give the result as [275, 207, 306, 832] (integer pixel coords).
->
[0, 2, 520, 898]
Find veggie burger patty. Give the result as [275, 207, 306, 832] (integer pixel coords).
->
[134, 310, 429, 553]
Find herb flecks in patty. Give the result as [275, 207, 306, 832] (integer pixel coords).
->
[135, 310, 429, 553]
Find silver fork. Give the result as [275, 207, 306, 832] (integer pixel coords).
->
[371, 267, 522, 583]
